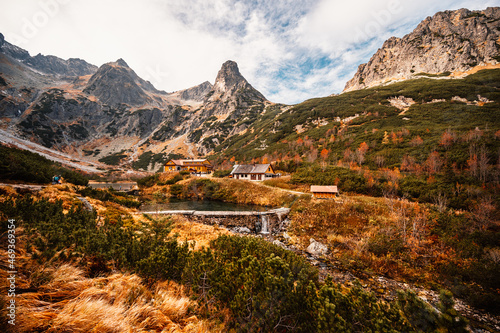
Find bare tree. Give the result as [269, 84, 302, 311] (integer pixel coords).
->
[432, 192, 448, 213]
[478, 145, 489, 182]
[426, 151, 443, 174]
[411, 205, 427, 246]
[375, 155, 385, 168]
[472, 196, 496, 231]
[467, 144, 479, 178]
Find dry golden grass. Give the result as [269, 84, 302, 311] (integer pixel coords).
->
[207, 178, 297, 207]
[169, 215, 231, 250]
[262, 175, 310, 193]
[289, 194, 451, 283]
[43, 188, 83, 212]
[141, 176, 298, 207]
[39, 184, 138, 223]
[0, 188, 228, 332]
[0, 185, 18, 198]
[14, 264, 225, 333]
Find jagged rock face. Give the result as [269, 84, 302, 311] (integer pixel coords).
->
[0, 40, 31, 61]
[0, 32, 271, 164]
[187, 61, 270, 154]
[0, 34, 96, 77]
[23, 54, 97, 77]
[204, 60, 267, 116]
[344, 7, 500, 92]
[16, 88, 173, 148]
[83, 59, 161, 106]
[213, 60, 247, 93]
[178, 81, 213, 102]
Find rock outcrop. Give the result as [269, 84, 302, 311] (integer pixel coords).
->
[83, 59, 163, 107]
[178, 81, 213, 102]
[344, 7, 500, 92]
[0, 33, 97, 77]
[306, 238, 328, 256]
[186, 60, 270, 154]
[203, 60, 267, 116]
[23, 54, 97, 77]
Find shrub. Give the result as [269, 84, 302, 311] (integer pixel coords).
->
[0, 196, 188, 280]
[291, 165, 368, 193]
[183, 235, 320, 332]
[137, 173, 160, 187]
[160, 173, 183, 185]
[213, 170, 231, 178]
[170, 184, 184, 198]
[77, 187, 141, 208]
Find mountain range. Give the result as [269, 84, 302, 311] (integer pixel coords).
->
[0, 7, 499, 171]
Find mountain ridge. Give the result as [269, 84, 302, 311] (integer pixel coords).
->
[0, 33, 98, 77]
[1, 6, 500, 171]
[344, 7, 500, 92]
[0, 38, 271, 169]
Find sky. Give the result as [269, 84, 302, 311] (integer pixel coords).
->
[0, 0, 497, 104]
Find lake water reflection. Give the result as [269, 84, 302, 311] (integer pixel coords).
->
[140, 199, 270, 212]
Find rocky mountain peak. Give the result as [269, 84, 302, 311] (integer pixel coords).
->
[207, 60, 266, 105]
[213, 60, 246, 93]
[83, 60, 159, 106]
[344, 7, 500, 92]
[115, 58, 129, 68]
[178, 81, 213, 102]
[0, 33, 96, 77]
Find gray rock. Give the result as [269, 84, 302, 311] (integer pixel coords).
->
[179, 81, 213, 102]
[202, 60, 267, 116]
[306, 238, 328, 256]
[23, 54, 97, 77]
[344, 7, 500, 92]
[83, 59, 161, 106]
[273, 240, 287, 248]
[232, 226, 252, 234]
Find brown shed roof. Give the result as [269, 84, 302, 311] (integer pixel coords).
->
[310, 185, 338, 193]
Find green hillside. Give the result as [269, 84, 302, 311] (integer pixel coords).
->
[215, 69, 499, 163]
[0, 145, 89, 185]
[210, 69, 500, 208]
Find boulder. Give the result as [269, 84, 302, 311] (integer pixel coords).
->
[306, 238, 328, 256]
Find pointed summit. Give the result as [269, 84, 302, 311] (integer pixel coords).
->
[213, 60, 246, 93]
[208, 60, 266, 105]
[83, 59, 160, 106]
[115, 58, 129, 68]
[199, 60, 267, 117]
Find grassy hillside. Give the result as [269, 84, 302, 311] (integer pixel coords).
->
[0, 144, 89, 185]
[209, 70, 500, 217]
[214, 69, 500, 164]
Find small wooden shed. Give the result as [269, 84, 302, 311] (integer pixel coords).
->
[311, 185, 338, 199]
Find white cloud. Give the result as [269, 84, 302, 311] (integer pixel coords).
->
[0, 0, 496, 104]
